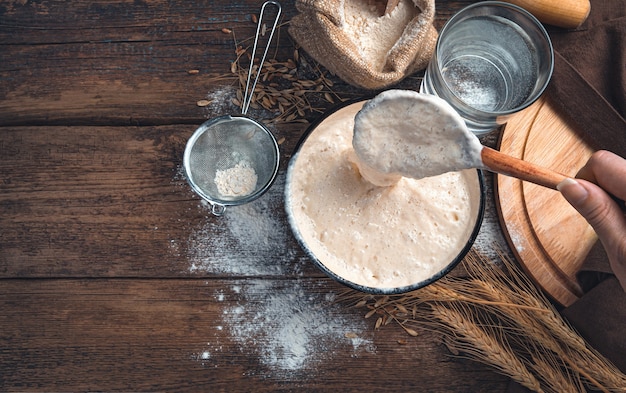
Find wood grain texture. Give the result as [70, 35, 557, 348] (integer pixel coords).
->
[496, 96, 596, 306]
[503, 0, 590, 28]
[0, 1, 293, 126]
[0, 124, 311, 278]
[0, 0, 511, 391]
[481, 146, 567, 189]
[0, 279, 508, 392]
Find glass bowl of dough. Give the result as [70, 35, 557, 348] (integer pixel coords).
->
[285, 96, 486, 294]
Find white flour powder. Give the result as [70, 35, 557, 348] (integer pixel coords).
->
[200, 85, 238, 115]
[214, 160, 258, 197]
[182, 170, 375, 377]
[187, 174, 307, 276]
[195, 280, 375, 377]
[343, 0, 418, 71]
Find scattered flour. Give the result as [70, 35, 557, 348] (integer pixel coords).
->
[186, 173, 308, 276]
[214, 160, 258, 197]
[181, 168, 375, 378]
[467, 174, 510, 261]
[504, 222, 526, 254]
[180, 85, 300, 276]
[200, 85, 239, 115]
[200, 280, 375, 378]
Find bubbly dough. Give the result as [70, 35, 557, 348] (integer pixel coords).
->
[287, 101, 482, 290]
[353, 89, 484, 185]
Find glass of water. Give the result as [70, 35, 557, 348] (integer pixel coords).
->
[420, 1, 553, 135]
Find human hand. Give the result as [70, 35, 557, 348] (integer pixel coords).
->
[557, 150, 626, 288]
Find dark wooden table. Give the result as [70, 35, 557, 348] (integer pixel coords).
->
[1, 1, 514, 391]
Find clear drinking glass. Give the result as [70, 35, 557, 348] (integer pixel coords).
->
[420, 1, 553, 135]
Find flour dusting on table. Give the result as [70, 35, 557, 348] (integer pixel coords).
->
[183, 171, 374, 377]
[199, 85, 238, 115]
[187, 174, 308, 276]
[196, 280, 375, 377]
[182, 86, 376, 378]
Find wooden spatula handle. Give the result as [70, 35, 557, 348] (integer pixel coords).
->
[481, 146, 568, 190]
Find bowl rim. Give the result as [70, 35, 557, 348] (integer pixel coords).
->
[285, 97, 486, 295]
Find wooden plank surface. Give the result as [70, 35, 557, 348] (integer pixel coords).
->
[0, 279, 507, 392]
[496, 97, 596, 306]
[0, 0, 513, 391]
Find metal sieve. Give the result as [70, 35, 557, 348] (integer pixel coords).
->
[183, 1, 281, 216]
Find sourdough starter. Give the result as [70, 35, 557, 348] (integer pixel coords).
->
[287, 101, 482, 290]
[353, 90, 484, 185]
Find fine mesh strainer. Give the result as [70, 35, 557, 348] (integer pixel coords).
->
[183, 1, 281, 216]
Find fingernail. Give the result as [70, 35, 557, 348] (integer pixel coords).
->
[557, 178, 589, 205]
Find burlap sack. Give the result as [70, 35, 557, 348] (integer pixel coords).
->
[289, 0, 438, 90]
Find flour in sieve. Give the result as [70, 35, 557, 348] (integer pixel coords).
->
[214, 160, 258, 197]
[178, 86, 376, 378]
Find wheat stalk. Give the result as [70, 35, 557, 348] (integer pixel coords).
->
[528, 350, 582, 393]
[464, 252, 626, 392]
[431, 303, 544, 393]
[342, 249, 626, 392]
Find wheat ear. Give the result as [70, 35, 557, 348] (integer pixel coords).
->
[430, 303, 544, 393]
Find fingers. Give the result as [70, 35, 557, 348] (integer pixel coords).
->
[558, 150, 626, 287]
[557, 177, 626, 285]
[557, 178, 625, 239]
[576, 150, 626, 201]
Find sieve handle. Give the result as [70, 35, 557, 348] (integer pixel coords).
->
[242, 1, 282, 115]
[211, 203, 226, 216]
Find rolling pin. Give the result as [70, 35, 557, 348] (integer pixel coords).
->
[503, 0, 591, 29]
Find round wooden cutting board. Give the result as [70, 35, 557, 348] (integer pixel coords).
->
[495, 95, 597, 307]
